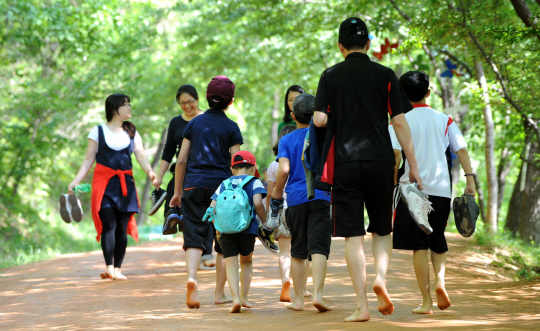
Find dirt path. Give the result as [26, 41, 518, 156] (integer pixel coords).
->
[1, 233, 539, 330]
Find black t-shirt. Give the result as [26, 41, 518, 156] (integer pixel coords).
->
[161, 114, 189, 163]
[315, 52, 412, 164]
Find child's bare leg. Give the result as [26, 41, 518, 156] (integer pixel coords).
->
[186, 248, 203, 308]
[278, 237, 292, 302]
[311, 254, 331, 312]
[240, 253, 253, 308]
[431, 251, 450, 310]
[287, 257, 306, 311]
[412, 250, 433, 314]
[214, 253, 233, 304]
[344, 236, 370, 322]
[303, 260, 312, 297]
[372, 233, 394, 315]
[225, 255, 241, 313]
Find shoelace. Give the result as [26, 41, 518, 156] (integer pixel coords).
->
[421, 199, 434, 215]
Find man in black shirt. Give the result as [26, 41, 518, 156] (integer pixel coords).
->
[314, 17, 423, 322]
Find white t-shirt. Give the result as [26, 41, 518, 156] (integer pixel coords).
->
[389, 105, 467, 198]
[267, 160, 288, 208]
[88, 124, 142, 151]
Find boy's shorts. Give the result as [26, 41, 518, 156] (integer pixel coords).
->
[219, 233, 256, 259]
[181, 188, 222, 256]
[286, 200, 331, 260]
[393, 195, 451, 253]
[333, 161, 394, 237]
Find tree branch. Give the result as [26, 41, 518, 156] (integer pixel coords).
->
[389, 0, 412, 22]
[438, 50, 473, 76]
[510, 0, 540, 42]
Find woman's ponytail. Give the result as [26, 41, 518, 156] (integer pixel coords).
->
[122, 121, 137, 138]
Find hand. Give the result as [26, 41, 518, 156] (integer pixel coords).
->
[170, 192, 182, 208]
[409, 167, 423, 191]
[147, 170, 157, 182]
[68, 182, 77, 194]
[271, 190, 284, 200]
[464, 178, 476, 196]
[153, 176, 162, 190]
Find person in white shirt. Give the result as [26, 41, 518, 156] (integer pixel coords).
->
[389, 71, 476, 315]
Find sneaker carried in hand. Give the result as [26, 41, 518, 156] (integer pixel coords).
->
[258, 225, 279, 253]
[59, 194, 72, 224]
[400, 183, 434, 234]
[148, 188, 167, 216]
[453, 194, 479, 237]
[265, 198, 284, 230]
[68, 193, 83, 222]
[163, 207, 182, 235]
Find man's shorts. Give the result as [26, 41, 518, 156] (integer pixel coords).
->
[393, 195, 451, 253]
[333, 161, 394, 237]
[286, 200, 331, 260]
[219, 233, 256, 259]
[181, 188, 222, 255]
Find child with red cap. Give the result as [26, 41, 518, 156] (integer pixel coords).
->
[206, 150, 267, 313]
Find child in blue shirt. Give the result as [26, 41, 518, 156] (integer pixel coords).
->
[210, 151, 267, 313]
[272, 93, 332, 312]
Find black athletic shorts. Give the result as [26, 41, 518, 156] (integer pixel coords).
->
[286, 200, 331, 260]
[393, 195, 451, 253]
[333, 161, 394, 237]
[181, 188, 222, 255]
[219, 233, 256, 259]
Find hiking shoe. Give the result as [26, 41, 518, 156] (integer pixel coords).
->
[400, 183, 434, 234]
[453, 194, 479, 237]
[59, 194, 72, 224]
[68, 193, 83, 222]
[163, 207, 182, 235]
[265, 198, 284, 230]
[258, 226, 279, 254]
[148, 188, 167, 216]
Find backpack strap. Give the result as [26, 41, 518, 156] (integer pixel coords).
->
[223, 179, 233, 190]
[237, 175, 255, 189]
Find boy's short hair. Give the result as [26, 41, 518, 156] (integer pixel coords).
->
[338, 17, 370, 50]
[291, 93, 315, 124]
[399, 71, 430, 102]
[206, 76, 235, 109]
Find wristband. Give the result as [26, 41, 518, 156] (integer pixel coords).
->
[464, 174, 474, 177]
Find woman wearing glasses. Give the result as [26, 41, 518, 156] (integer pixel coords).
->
[68, 93, 157, 280]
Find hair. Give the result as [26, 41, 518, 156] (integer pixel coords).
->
[207, 95, 231, 110]
[399, 71, 430, 102]
[175, 84, 199, 103]
[105, 93, 136, 138]
[339, 35, 369, 51]
[232, 155, 255, 171]
[272, 125, 297, 156]
[283, 85, 305, 122]
[291, 93, 315, 124]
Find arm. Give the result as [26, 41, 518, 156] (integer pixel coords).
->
[253, 193, 266, 224]
[271, 157, 290, 200]
[393, 150, 401, 186]
[313, 111, 328, 128]
[456, 148, 477, 196]
[133, 138, 157, 183]
[230, 144, 241, 155]
[169, 138, 191, 207]
[266, 180, 276, 211]
[154, 160, 170, 189]
[391, 113, 423, 190]
[68, 139, 98, 193]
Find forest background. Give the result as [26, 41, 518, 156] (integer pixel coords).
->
[0, 0, 539, 277]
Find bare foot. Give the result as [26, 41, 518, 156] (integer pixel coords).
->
[344, 308, 370, 322]
[312, 297, 331, 312]
[100, 272, 113, 279]
[413, 305, 433, 314]
[303, 290, 312, 298]
[199, 263, 215, 271]
[114, 268, 127, 280]
[241, 301, 253, 308]
[435, 286, 451, 310]
[280, 281, 291, 302]
[214, 295, 233, 305]
[287, 301, 304, 311]
[202, 259, 216, 268]
[186, 280, 200, 309]
[230, 302, 241, 313]
[373, 281, 394, 315]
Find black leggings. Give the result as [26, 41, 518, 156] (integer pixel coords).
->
[99, 208, 132, 268]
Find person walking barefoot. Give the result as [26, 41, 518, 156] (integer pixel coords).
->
[68, 94, 157, 280]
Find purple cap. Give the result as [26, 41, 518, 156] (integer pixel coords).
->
[206, 76, 236, 104]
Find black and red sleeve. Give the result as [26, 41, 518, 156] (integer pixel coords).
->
[387, 70, 413, 118]
[315, 70, 331, 115]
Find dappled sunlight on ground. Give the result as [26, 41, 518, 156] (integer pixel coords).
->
[0, 233, 538, 330]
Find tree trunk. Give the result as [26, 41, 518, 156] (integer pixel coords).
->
[473, 171, 487, 224]
[137, 128, 167, 225]
[505, 165, 523, 234]
[271, 91, 280, 143]
[475, 60, 498, 233]
[497, 147, 511, 215]
[518, 141, 540, 243]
